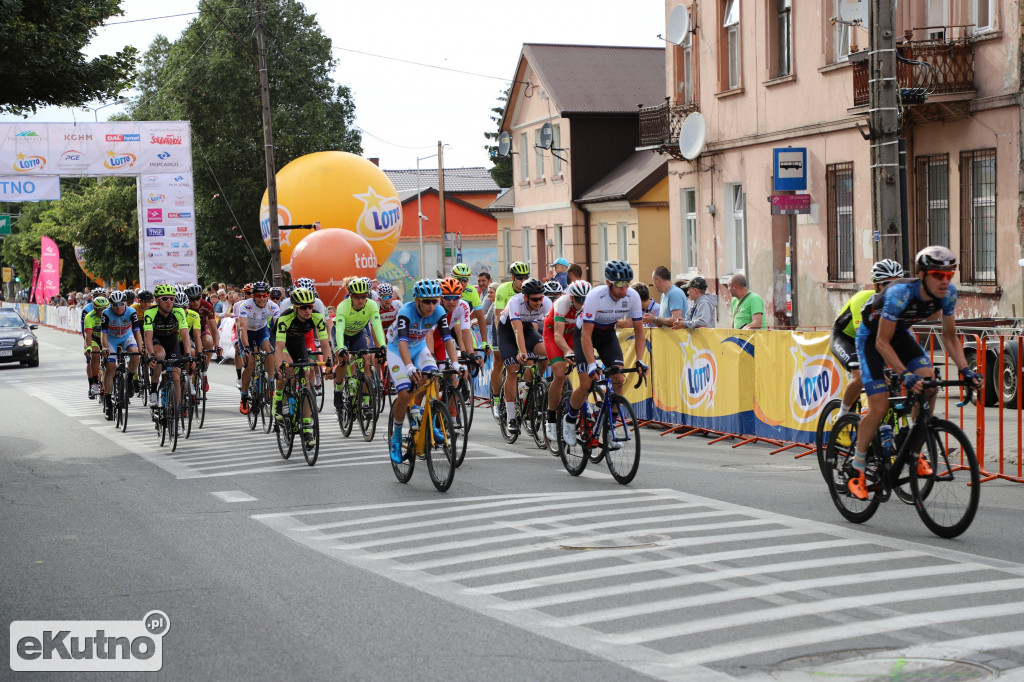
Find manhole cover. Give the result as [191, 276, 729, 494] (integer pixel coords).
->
[721, 463, 815, 473]
[770, 656, 996, 681]
[556, 534, 665, 551]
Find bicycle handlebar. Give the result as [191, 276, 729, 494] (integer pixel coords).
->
[896, 378, 976, 410]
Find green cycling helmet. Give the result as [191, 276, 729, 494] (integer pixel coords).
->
[452, 263, 472, 278]
[153, 284, 175, 297]
[509, 261, 530, 277]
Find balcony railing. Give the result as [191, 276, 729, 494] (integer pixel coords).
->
[638, 98, 700, 151]
[853, 38, 974, 107]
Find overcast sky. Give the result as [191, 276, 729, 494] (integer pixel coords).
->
[4, 0, 666, 175]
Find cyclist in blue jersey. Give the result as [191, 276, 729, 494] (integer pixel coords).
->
[99, 290, 144, 420]
[386, 279, 462, 463]
[847, 246, 983, 499]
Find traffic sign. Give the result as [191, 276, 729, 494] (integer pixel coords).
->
[0, 214, 10, 235]
[773, 148, 807, 191]
[770, 194, 811, 215]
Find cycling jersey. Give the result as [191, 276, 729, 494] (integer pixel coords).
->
[101, 307, 141, 339]
[386, 301, 452, 347]
[543, 294, 581, 335]
[232, 298, 246, 318]
[860, 278, 957, 333]
[83, 310, 103, 342]
[500, 292, 553, 325]
[377, 299, 402, 330]
[334, 298, 385, 347]
[833, 289, 875, 338]
[277, 297, 326, 316]
[461, 284, 482, 312]
[238, 299, 280, 331]
[434, 300, 472, 362]
[190, 299, 216, 332]
[577, 285, 643, 330]
[275, 310, 328, 344]
[143, 307, 188, 339]
[185, 308, 201, 332]
[494, 281, 518, 311]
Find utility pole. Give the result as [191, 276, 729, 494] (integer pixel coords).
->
[437, 141, 447, 275]
[255, 0, 282, 286]
[869, 0, 904, 264]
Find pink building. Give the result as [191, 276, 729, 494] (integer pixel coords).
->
[644, 0, 1022, 326]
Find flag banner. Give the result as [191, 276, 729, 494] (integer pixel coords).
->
[39, 236, 60, 302]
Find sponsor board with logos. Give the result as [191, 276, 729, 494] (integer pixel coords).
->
[138, 172, 196, 288]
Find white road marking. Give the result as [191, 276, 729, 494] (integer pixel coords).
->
[211, 490, 258, 503]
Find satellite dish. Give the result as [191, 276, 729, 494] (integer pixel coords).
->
[678, 112, 706, 160]
[837, 0, 867, 24]
[497, 131, 511, 157]
[666, 5, 691, 45]
[539, 122, 553, 150]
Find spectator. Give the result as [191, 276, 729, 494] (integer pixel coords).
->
[646, 265, 688, 328]
[728, 273, 766, 330]
[618, 283, 658, 328]
[567, 263, 583, 284]
[550, 257, 570, 288]
[678, 276, 718, 329]
[674, 274, 690, 290]
[211, 292, 223, 315]
[480, 276, 495, 320]
[477, 271, 492, 294]
[484, 282, 498, 327]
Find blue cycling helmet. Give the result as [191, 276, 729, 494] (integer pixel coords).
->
[604, 260, 634, 282]
[413, 279, 442, 299]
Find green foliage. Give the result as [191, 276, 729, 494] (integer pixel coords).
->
[129, 0, 361, 284]
[0, 0, 138, 114]
[483, 87, 512, 188]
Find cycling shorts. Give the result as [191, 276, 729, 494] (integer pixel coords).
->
[543, 328, 574, 364]
[829, 329, 859, 373]
[497, 319, 543, 367]
[283, 335, 310, 364]
[152, 336, 182, 361]
[857, 328, 931, 396]
[342, 330, 370, 354]
[105, 337, 138, 362]
[386, 343, 437, 393]
[573, 325, 623, 368]
[241, 325, 271, 351]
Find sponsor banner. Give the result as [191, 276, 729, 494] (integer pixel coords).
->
[39, 236, 61, 303]
[616, 328, 653, 420]
[0, 175, 60, 201]
[138, 173, 196, 288]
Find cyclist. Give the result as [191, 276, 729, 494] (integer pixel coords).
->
[830, 259, 904, 424]
[435, 277, 482, 374]
[99, 291, 144, 420]
[82, 296, 109, 399]
[847, 246, 983, 500]
[543, 280, 563, 303]
[563, 260, 649, 451]
[452, 263, 487, 346]
[376, 282, 402, 333]
[143, 284, 193, 407]
[186, 283, 221, 389]
[272, 286, 332, 450]
[332, 278, 386, 412]
[269, 286, 285, 306]
[237, 281, 279, 414]
[124, 289, 136, 310]
[543, 279, 591, 443]
[497, 277, 552, 434]
[134, 289, 154, 316]
[386, 280, 461, 463]
[490, 261, 531, 418]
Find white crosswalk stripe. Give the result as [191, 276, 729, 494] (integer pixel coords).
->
[254, 488, 1024, 681]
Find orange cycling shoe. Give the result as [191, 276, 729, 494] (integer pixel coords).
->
[916, 454, 933, 477]
[848, 473, 869, 500]
[239, 397, 249, 415]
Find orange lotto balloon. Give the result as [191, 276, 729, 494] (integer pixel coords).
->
[260, 151, 403, 269]
[289, 229, 379, 308]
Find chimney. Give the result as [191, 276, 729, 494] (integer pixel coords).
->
[368, 157, 380, 167]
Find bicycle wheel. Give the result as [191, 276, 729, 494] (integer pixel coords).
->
[276, 391, 294, 460]
[497, 396, 519, 444]
[181, 378, 194, 440]
[337, 380, 354, 437]
[167, 385, 180, 452]
[356, 374, 377, 442]
[113, 370, 127, 432]
[529, 381, 547, 450]
[388, 404, 414, 483]
[460, 374, 475, 433]
[549, 381, 572, 455]
[823, 414, 881, 524]
[247, 374, 260, 431]
[815, 399, 841, 483]
[297, 388, 320, 466]
[314, 365, 325, 413]
[260, 370, 274, 434]
[605, 394, 641, 485]
[909, 419, 980, 539]
[425, 399, 455, 492]
[157, 382, 168, 447]
[559, 408, 589, 477]
[443, 384, 468, 468]
[195, 372, 207, 429]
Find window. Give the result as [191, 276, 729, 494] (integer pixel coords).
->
[772, 0, 792, 78]
[552, 224, 564, 260]
[521, 227, 532, 268]
[969, 0, 995, 33]
[674, 15, 696, 104]
[833, 0, 851, 62]
[682, 188, 698, 270]
[960, 149, 996, 284]
[598, 222, 609, 266]
[534, 129, 545, 180]
[617, 222, 629, 261]
[519, 133, 529, 182]
[551, 125, 562, 176]
[914, 154, 949, 252]
[925, 0, 947, 39]
[503, 229, 512, 269]
[722, 0, 741, 90]
[826, 163, 855, 282]
[724, 182, 747, 274]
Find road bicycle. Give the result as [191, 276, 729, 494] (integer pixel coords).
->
[559, 365, 645, 485]
[387, 367, 459, 492]
[276, 359, 327, 466]
[310, 350, 326, 412]
[336, 347, 384, 442]
[150, 356, 190, 452]
[545, 359, 576, 456]
[823, 378, 980, 538]
[458, 348, 488, 432]
[497, 354, 548, 448]
[436, 360, 469, 468]
[108, 348, 141, 433]
[245, 349, 275, 434]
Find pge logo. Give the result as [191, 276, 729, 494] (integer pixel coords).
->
[10, 610, 169, 672]
[103, 151, 136, 170]
[678, 336, 717, 410]
[60, 150, 84, 162]
[789, 347, 842, 424]
[13, 153, 46, 172]
[353, 186, 402, 242]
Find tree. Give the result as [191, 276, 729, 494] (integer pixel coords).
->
[0, 0, 138, 114]
[483, 87, 512, 188]
[129, 0, 361, 285]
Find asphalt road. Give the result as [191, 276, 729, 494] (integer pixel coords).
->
[2, 326, 1023, 681]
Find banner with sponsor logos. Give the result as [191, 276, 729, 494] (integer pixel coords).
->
[137, 172, 196, 288]
[38, 236, 60, 303]
[0, 175, 61, 201]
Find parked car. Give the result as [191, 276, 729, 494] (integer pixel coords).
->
[913, 318, 1021, 407]
[0, 308, 39, 367]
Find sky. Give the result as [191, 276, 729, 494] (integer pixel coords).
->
[3, 0, 667, 173]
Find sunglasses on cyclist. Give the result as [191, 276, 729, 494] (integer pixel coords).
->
[350, 294, 367, 300]
[253, 293, 268, 298]
[513, 274, 528, 281]
[442, 295, 460, 301]
[927, 269, 955, 282]
[455, 277, 469, 283]
[296, 304, 314, 311]
[419, 298, 439, 305]
[157, 296, 175, 302]
[611, 280, 631, 288]
[528, 296, 544, 303]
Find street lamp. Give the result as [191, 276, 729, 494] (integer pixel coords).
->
[83, 98, 129, 122]
[415, 153, 437, 279]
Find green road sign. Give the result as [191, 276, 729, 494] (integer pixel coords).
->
[0, 215, 10, 235]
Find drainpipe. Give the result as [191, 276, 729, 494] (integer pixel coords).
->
[580, 204, 593, 282]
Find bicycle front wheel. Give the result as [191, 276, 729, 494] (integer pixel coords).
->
[388, 405, 414, 483]
[528, 381, 547, 450]
[260, 368, 274, 434]
[247, 377, 260, 430]
[815, 398, 841, 483]
[195, 372, 207, 428]
[605, 394, 641, 485]
[823, 414, 881, 524]
[425, 399, 455, 492]
[497, 395, 519, 444]
[181, 380, 194, 440]
[298, 388, 320, 466]
[443, 384, 468, 468]
[114, 370, 128, 432]
[276, 393, 294, 460]
[167, 386, 180, 452]
[337, 382, 354, 437]
[314, 365, 325, 413]
[157, 383, 168, 447]
[909, 419, 980, 539]
[356, 374, 376, 442]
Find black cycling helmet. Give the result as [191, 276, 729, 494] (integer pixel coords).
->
[124, 289, 136, 305]
[137, 289, 154, 302]
[520, 278, 544, 296]
[251, 280, 271, 294]
[915, 245, 957, 272]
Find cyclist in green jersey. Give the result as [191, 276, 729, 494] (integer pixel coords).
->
[490, 261, 530, 418]
[143, 285, 193, 407]
[83, 297, 109, 399]
[273, 287, 333, 448]
[829, 259, 903, 422]
[332, 279, 386, 411]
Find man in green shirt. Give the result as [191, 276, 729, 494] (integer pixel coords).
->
[490, 261, 530, 419]
[727, 274, 766, 330]
[452, 263, 486, 347]
[333, 279, 386, 411]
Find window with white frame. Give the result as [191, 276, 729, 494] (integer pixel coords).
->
[969, 0, 995, 33]
[519, 133, 529, 182]
[723, 0, 741, 90]
[598, 222, 609, 266]
[551, 125, 562, 176]
[833, 0, 851, 62]
[534, 129, 545, 180]
[503, 229, 512, 269]
[960, 149, 996, 284]
[774, 0, 792, 78]
[724, 183, 746, 274]
[925, 0, 947, 39]
[552, 224, 564, 261]
[617, 222, 629, 261]
[674, 24, 695, 104]
[682, 188, 698, 270]
[522, 227, 532, 268]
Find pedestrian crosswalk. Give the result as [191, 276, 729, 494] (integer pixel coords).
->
[253, 488, 1024, 681]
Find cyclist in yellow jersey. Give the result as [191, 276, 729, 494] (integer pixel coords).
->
[451, 263, 487, 348]
[490, 261, 530, 418]
[829, 259, 903, 422]
[332, 278, 386, 411]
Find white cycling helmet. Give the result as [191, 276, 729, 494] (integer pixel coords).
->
[871, 258, 904, 283]
[566, 280, 592, 299]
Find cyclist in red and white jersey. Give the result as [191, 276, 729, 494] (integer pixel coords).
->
[542, 279, 590, 443]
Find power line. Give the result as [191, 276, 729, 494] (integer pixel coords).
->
[332, 46, 525, 85]
[104, 12, 199, 26]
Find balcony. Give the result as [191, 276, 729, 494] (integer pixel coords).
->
[638, 98, 700, 159]
[853, 38, 975, 118]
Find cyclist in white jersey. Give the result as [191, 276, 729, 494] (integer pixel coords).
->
[497, 278, 552, 433]
[237, 281, 280, 413]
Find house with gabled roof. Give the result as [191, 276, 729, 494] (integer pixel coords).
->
[497, 43, 670, 283]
